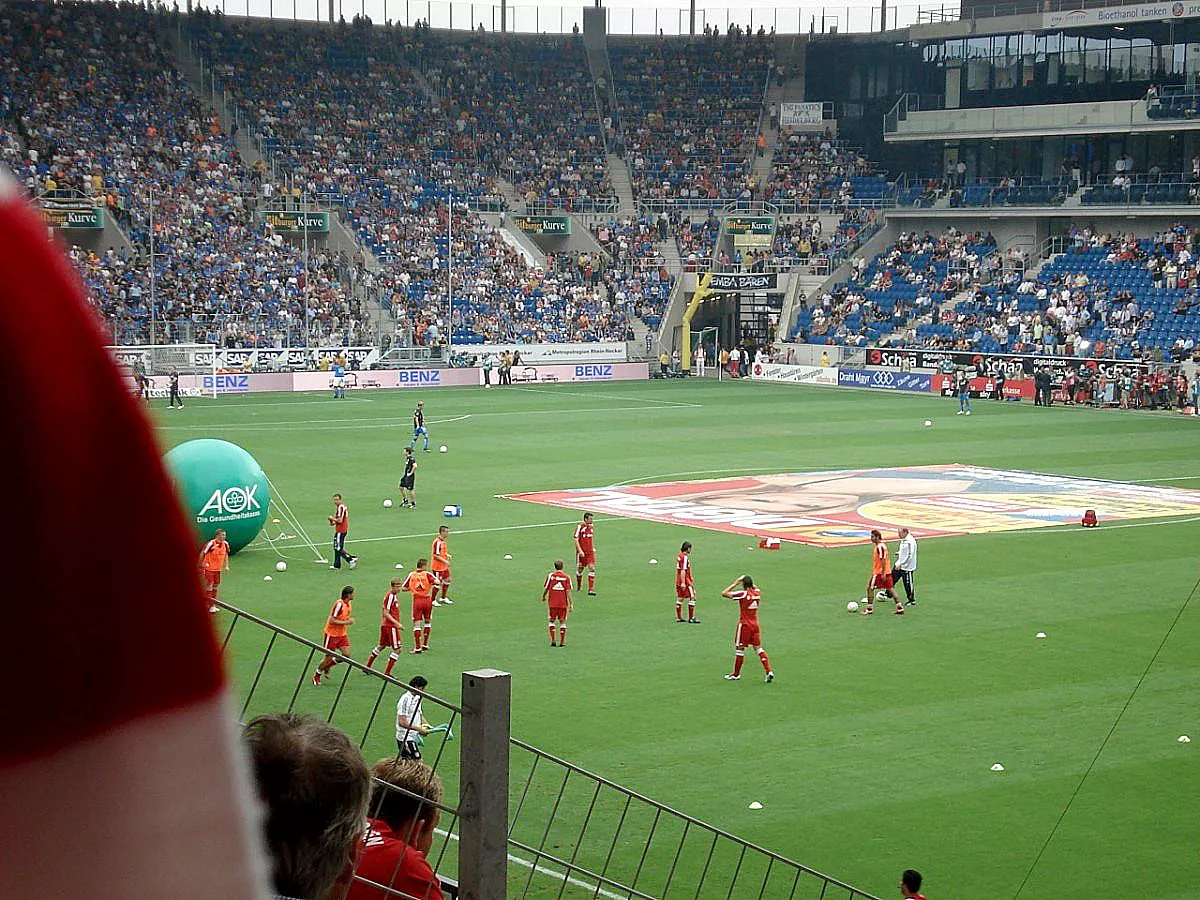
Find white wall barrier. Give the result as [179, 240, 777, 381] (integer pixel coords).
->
[148, 363, 649, 396]
[469, 342, 628, 364]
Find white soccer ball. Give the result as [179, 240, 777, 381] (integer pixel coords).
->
[924, 419, 933, 427]
[275, 561, 287, 572]
[847, 600, 859, 613]
[439, 445, 448, 453]
[383, 498, 393, 508]
[874, 589, 890, 603]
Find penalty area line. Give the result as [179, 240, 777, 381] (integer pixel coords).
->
[433, 828, 633, 900]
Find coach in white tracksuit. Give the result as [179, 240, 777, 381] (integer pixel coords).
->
[892, 527, 918, 606]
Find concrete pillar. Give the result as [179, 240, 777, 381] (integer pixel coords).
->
[458, 669, 510, 900]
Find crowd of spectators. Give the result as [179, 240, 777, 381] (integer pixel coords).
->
[611, 33, 772, 202]
[0, 1, 367, 347]
[763, 131, 879, 206]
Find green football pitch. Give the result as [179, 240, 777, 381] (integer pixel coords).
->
[154, 379, 1199, 899]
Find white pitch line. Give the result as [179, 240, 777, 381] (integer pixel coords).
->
[263, 515, 624, 551]
[434, 827, 629, 900]
[508, 385, 703, 408]
[983, 514, 1200, 539]
[176, 397, 376, 409]
[157, 404, 698, 430]
[611, 466, 785, 487]
[1131, 474, 1200, 483]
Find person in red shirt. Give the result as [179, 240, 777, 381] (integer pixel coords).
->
[900, 868, 927, 899]
[675, 541, 700, 624]
[574, 512, 596, 596]
[365, 578, 405, 676]
[329, 493, 359, 570]
[542, 559, 573, 647]
[345, 758, 445, 900]
[721, 574, 773, 683]
[863, 529, 904, 615]
[314, 585, 355, 686]
[430, 525, 452, 607]
[402, 559, 440, 654]
[198, 528, 230, 613]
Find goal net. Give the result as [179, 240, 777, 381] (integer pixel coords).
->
[107, 344, 219, 399]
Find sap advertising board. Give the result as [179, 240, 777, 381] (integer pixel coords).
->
[838, 368, 933, 392]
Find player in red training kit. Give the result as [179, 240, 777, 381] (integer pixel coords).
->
[402, 560, 439, 654]
[365, 577, 405, 676]
[574, 512, 596, 596]
[542, 559, 573, 647]
[863, 529, 904, 615]
[900, 868, 927, 899]
[314, 585, 355, 685]
[430, 525, 453, 607]
[721, 575, 773, 683]
[675, 541, 700, 623]
[198, 528, 230, 613]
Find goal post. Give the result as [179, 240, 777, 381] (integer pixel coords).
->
[107, 344, 219, 399]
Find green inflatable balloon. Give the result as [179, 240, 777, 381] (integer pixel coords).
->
[165, 439, 270, 553]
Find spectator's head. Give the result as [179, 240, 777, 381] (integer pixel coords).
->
[368, 757, 445, 855]
[244, 714, 371, 900]
[900, 869, 923, 897]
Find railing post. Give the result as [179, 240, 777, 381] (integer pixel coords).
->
[459, 668, 510, 900]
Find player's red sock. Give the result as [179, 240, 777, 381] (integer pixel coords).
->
[412, 626, 422, 649]
[366, 650, 378, 668]
[558, 624, 567, 646]
[384, 654, 397, 676]
[587, 573, 595, 592]
[575, 574, 582, 590]
[688, 600, 696, 619]
[675, 600, 682, 619]
[548, 624, 556, 644]
[422, 626, 431, 649]
[733, 652, 745, 676]
[757, 649, 771, 672]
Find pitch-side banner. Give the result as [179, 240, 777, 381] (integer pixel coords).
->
[749, 363, 838, 385]
[1044, 1, 1200, 30]
[473, 342, 627, 363]
[865, 347, 1154, 380]
[708, 272, 778, 292]
[780, 102, 824, 129]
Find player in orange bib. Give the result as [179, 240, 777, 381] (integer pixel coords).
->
[542, 559, 573, 647]
[402, 559, 440, 654]
[863, 529, 904, 615]
[430, 525, 452, 607]
[198, 528, 230, 613]
[314, 585, 355, 685]
[675, 541, 699, 624]
[366, 577, 405, 676]
[721, 574, 773, 683]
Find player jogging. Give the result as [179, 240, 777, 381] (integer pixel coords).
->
[574, 512, 596, 596]
[366, 577, 405, 676]
[198, 528, 231, 614]
[399, 446, 418, 509]
[402, 558, 439, 654]
[543, 559, 573, 647]
[409, 401, 430, 451]
[956, 369, 972, 415]
[863, 529, 904, 615]
[167, 366, 184, 409]
[431, 525, 453, 606]
[331, 357, 346, 399]
[313, 585, 355, 685]
[329, 493, 359, 570]
[675, 541, 700, 623]
[721, 575, 773, 683]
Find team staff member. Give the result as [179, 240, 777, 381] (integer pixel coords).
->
[395, 675, 432, 760]
[431, 525, 453, 606]
[574, 512, 597, 596]
[721, 574, 774, 683]
[198, 528, 231, 613]
[675, 541, 699, 623]
[314, 585, 355, 686]
[863, 529, 904, 616]
[543, 559, 573, 647]
[892, 527, 918, 606]
[167, 366, 184, 409]
[399, 446, 418, 509]
[329, 493, 359, 570]
[402, 558, 439, 653]
[365, 578, 405, 677]
[409, 401, 430, 452]
[956, 369, 971, 415]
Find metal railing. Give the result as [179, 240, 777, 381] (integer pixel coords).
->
[213, 599, 880, 900]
